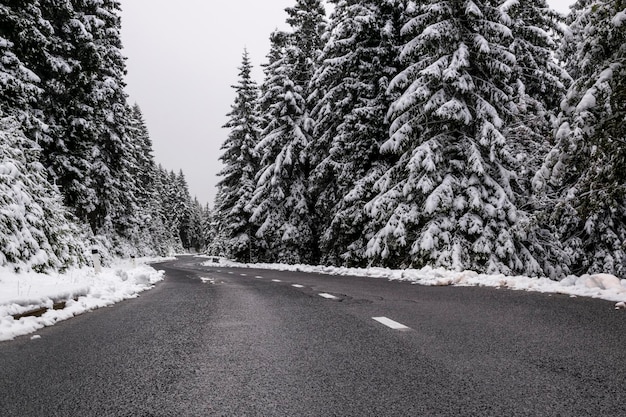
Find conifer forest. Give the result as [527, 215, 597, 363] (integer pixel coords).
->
[213, 0, 625, 279]
[1, 0, 624, 280]
[0, 0, 210, 271]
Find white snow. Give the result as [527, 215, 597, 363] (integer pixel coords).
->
[612, 10, 626, 27]
[201, 258, 626, 308]
[0, 257, 170, 342]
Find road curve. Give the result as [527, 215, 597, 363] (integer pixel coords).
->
[1, 256, 625, 416]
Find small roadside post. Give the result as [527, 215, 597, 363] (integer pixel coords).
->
[91, 248, 102, 274]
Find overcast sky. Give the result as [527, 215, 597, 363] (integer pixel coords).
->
[119, 0, 574, 206]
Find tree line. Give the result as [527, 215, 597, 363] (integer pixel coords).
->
[0, 0, 209, 271]
[212, 0, 625, 279]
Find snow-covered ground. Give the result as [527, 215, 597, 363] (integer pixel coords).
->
[201, 257, 626, 308]
[0, 257, 171, 342]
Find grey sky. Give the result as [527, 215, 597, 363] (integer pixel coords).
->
[120, 0, 574, 207]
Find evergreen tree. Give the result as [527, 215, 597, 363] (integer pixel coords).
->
[0, 0, 45, 130]
[153, 165, 183, 255]
[308, 0, 404, 265]
[285, 0, 327, 89]
[249, 2, 326, 264]
[0, 118, 86, 271]
[215, 50, 261, 262]
[125, 103, 170, 256]
[499, 0, 572, 277]
[15, 0, 140, 245]
[534, 0, 626, 277]
[366, 0, 542, 275]
[249, 34, 314, 263]
[201, 203, 215, 253]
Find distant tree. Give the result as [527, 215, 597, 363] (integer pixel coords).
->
[215, 50, 262, 262]
[201, 203, 215, 253]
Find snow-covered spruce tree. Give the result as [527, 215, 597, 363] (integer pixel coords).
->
[503, 0, 569, 180]
[152, 165, 183, 255]
[534, 0, 626, 277]
[19, 0, 142, 251]
[249, 37, 315, 263]
[186, 198, 206, 252]
[0, 118, 86, 271]
[74, 0, 142, 246]
[308, 0, 405, 266]
[285, 0, 328, 90]
[172, 170, 193, 250]
[249, 2, 326, 264]
[201, 203, 215, 253]
[215, 50, 262, 262]
[499, 0, 572, 277]
[365, 0, 542, 275]
[125, 103, 170, 256]
[0, 1, 45, 131]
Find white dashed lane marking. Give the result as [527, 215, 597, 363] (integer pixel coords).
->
[240, 273, 247, 277]
[292, 284, 304, 288]
[255, 276, 263, 279]
[372, 317, 410, 330]
[272, 279, 282, 283]
[318, 293, 337, 299]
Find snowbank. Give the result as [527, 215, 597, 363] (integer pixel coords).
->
[201, 258, 626, 306]
[0, 257, 171, 342]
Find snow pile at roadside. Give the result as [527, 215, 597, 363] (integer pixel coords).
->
[201, 258, 626, 305]
[0, 257, 170, 342]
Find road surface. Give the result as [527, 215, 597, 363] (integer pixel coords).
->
[1, 256, 625, 416]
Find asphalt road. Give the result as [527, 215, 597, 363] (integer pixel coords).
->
[1, 256, 625, 416]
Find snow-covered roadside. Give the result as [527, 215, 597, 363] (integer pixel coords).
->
[0, 257, 172, 342]
[200, 257, 626, 308]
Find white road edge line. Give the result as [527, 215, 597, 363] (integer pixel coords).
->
[372, 317, 410, 330]
[318, 293, 337, 299]
[292, 284, 304, 288]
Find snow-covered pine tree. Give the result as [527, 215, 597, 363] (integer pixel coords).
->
[152, 165, 182, 255]
[0, 118, 86, 271]
[285, 0, 327, 90]
[0, 1, 44, 130]
[29, 0, 100, 228]
[17, 0, 140, 250]
[73, 0, 141, 245]
[185, 197, 206, 252]
[249, 32, 315, 264]
[0, 3, 87, 271]
[125, 103, 167, 256]
[173, 170, 193, 250]
[499, 0, 572, 277]
[502, 0, 569, 180]
[215, 50, 262, 262]
[249, 1, 326, 264]
[366, 0, 542, 275]
[201, 203, 215, 253]
[534, 0, 626, 277]
[308, 0, 405, 266]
